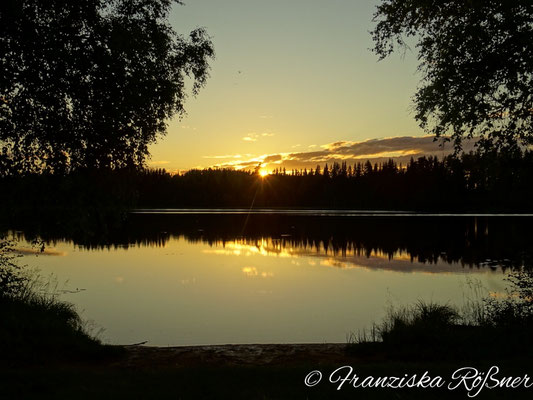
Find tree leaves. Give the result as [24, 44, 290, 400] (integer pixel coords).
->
[0, 0, 214, 174]
[372, 0, 533, 153]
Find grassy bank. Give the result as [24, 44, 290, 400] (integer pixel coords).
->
[0, 237, 118, 365]
[348, 272, 533, 361]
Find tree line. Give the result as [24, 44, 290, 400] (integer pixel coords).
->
[134, 151, 533, 211]
[1, 151, 533, 216]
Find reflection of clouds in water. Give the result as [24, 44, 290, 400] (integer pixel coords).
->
[203, 239, 495, 274]
[318, 256, 466, 274]
[320, 259, 354, 269]
[204, 248, 245, 256]
[15, 247, 67, 256]
[242, 266, 274, 278]
[204, 242, 292, 258]
[242, 266, 258, 276]
[255, 290, 273, 295]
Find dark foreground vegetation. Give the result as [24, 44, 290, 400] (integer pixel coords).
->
[0, 237, 118, 365]
[2, 151, 533, 217]
[350, 284, 533, 361]
[1, 278, 533, 399]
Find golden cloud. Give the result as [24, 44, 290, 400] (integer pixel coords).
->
[207, 136, 478, 171]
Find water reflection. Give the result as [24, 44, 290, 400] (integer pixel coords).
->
[12, 213, 531, 270]
[6, 212, 531, 345]
[201, 239, 470, 274]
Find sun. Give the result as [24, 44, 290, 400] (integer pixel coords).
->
[259, 169, 269, 177]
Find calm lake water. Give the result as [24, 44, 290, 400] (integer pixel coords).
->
[11, 211, 532, 346]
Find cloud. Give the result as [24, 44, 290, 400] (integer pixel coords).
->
[203, 154, 243, 159]
[242, 132, 275, 142]
[148, 160, 170, 166]
[263, 154, 283, 163]
[207, 136, 478, 171]
[317, 136, 460, 157]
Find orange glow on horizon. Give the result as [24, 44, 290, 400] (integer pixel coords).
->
[259, 169, 269, 177]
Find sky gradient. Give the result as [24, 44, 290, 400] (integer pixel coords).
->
[148, 0, 427, 172]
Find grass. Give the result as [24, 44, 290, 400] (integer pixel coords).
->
[0, 237, 119, 364]
[348, 271, 533, 361]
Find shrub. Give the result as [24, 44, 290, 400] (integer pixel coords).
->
[483, 269, 533, 328]
[0, 238, 26, 297]
[0, 235, 116, 364]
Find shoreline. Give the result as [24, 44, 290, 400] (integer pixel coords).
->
[131, 208, 533, 217]
[3, 342, 532, 399]
[116, 343, 352, 368]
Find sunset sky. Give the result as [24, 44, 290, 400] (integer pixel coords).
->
[148, 0, 449, 172]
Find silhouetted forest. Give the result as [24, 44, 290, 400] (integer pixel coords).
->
[136, 151, 533, 211]
[1, 151, 533, 217]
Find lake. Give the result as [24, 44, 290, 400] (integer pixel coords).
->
[10, 211, 531, 346]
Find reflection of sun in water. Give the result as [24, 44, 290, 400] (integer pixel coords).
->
[259, 169, 269, 177]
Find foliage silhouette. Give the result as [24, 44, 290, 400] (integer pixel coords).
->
[372, 0, 533, 153]
[350, 298, 533, 361]
[0, 0, 214, 174]
[0, 235, 113, 363]
[0, 238, 25, 298]
[483, 269, 533, 328]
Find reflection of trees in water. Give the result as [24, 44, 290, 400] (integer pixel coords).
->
[8, 214, 533, 270]
[189, 237, 476, 273]
[128, 215, 532, 270]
